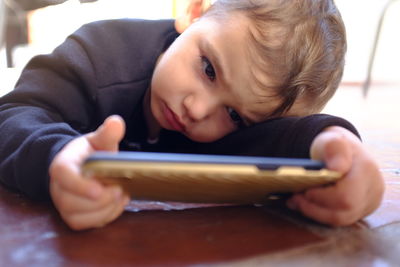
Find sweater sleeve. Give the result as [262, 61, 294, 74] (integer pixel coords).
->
[0, 19, 177, 200]
[196, 114, 360, 158]
[0, 30, 97, 200]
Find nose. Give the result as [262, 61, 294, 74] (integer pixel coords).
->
[183, 92, 219, 122]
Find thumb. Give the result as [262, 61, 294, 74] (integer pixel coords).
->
[310, 128, 352, 174]
[188, 0, 203, 21]
[86, 115, 126, 151]
[189, 0, 212, 21]
[175, 0, 211, 33]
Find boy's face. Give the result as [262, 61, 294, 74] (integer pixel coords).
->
[150, 14, 280, 142]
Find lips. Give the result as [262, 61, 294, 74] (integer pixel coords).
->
[163, 103, 186, 132]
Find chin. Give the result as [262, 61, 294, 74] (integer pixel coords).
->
[185, 133, 220, 143]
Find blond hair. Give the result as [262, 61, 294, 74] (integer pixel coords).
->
[204, 0, 346, 117]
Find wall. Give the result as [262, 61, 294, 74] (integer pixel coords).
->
[5, 0, 400, 85]
[336, 0, 400, 84]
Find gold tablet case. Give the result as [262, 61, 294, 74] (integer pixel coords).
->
[82, 159, 341, 204]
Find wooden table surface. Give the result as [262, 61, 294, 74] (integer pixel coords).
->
[0, 84, 399, 266]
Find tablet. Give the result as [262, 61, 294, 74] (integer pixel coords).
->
[81, 151, 341, 204]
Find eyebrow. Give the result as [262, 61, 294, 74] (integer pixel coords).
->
[201, 40, 231, 89]
[201, 40, 260, 127]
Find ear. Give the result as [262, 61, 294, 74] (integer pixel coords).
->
[175, 0, 212, 33]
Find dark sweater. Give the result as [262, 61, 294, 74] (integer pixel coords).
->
[0, 19, 359, 200]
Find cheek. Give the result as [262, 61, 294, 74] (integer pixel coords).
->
[151, 63, 171, 96]
[152, 56, 186, 98]
[186, 113, 236, 143]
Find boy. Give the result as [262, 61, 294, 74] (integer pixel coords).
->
[0, 0, 384, 230]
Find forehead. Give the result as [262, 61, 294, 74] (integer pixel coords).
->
[194, 14, 279, 123]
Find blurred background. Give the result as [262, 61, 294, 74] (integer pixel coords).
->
[0, 0, 399, 89]
[0, 0, 399, 172]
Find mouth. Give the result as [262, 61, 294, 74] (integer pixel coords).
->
[163, 103, 186, 132]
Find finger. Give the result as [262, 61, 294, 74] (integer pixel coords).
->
[298, 179, 358, 210]
[66, 193, 128, 230]
[294, 186, 342, 209]
[175, 0, 211, 33]
[303, 140, 380, 211]
[202, 0, 212, 13]
[188, 0, 203, 21]
[49, 137, 104, 201]
[288, 194, 359, 226]
[86, 115, 126, 151]
[105, 194, 130, 224]
[310, 128, 352, 173]
[51, 165, 104, 200]
[53, 184, 123, 214]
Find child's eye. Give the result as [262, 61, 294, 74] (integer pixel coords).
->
[201, 56, 216, 82]
[226, 107, 243, 125]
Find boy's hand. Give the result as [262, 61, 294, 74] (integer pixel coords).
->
[287, 126, 384, 226]
[49, 115, 130, 230]
[175, 0, 212, 33]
